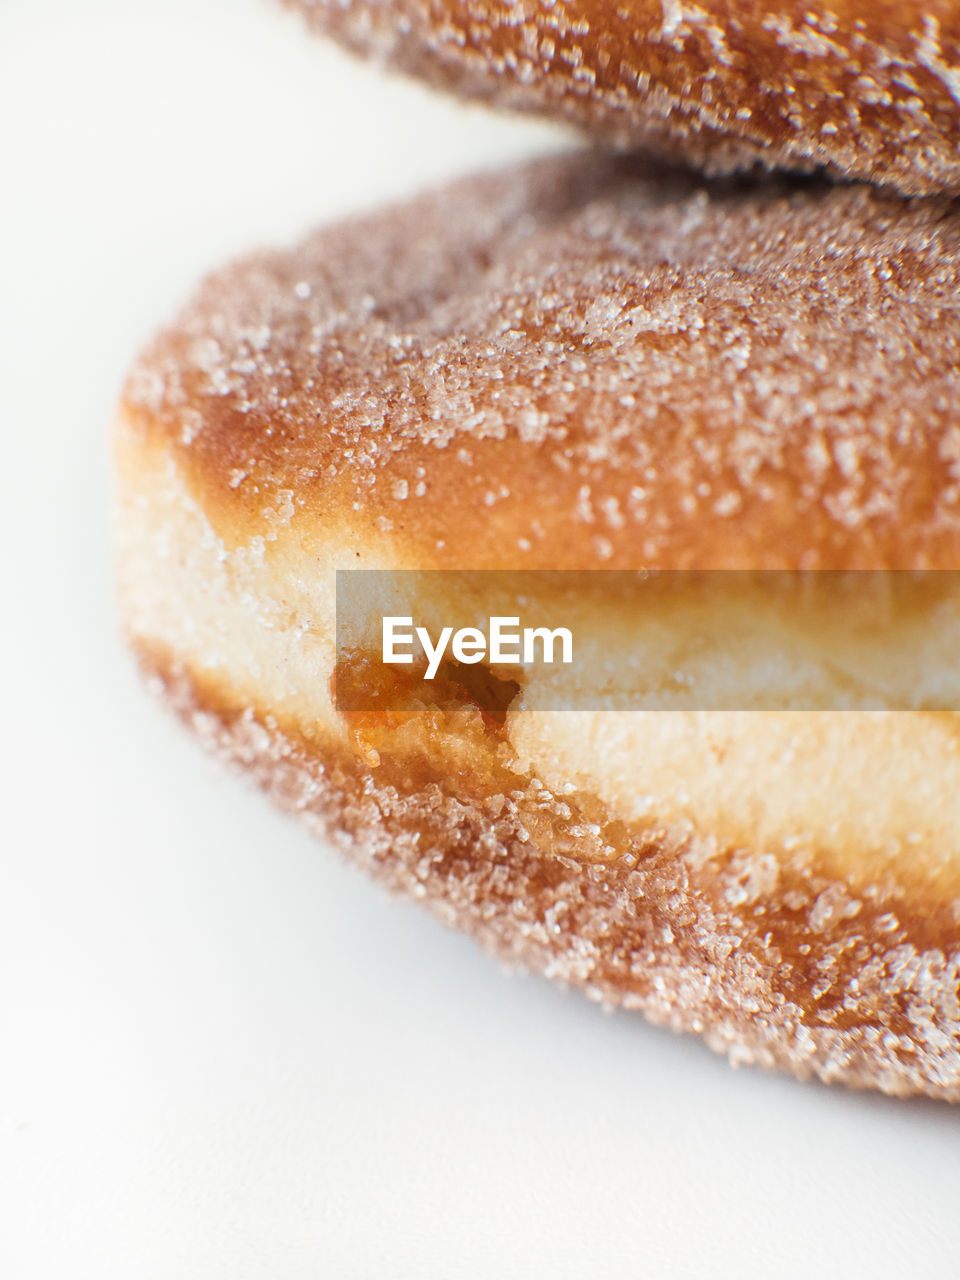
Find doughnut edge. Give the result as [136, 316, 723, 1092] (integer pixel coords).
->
[128, 639, 960, 1103]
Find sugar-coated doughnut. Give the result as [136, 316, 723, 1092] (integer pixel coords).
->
[116, 154, 960, 1098]
[284, 0, 960, 195]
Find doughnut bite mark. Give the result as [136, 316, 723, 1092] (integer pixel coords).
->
[284, 0, 960, 195]
[116, 153, 960, 1099]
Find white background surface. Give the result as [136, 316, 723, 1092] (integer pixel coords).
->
[2, 2, 959, 1276]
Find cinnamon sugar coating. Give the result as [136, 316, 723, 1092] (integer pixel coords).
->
[125, 153, 960, 571]
[284, 0, 960, 195]
[139, 649, 960, 1100]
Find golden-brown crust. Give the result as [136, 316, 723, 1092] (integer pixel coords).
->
[283, 0, 960, 195]
[123, 154, 960, 572]
[134, 640, 960, 1100]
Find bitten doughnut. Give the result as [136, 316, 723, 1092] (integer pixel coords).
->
[115, 153, 960, 1099]
[284, 0, 960, 195]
